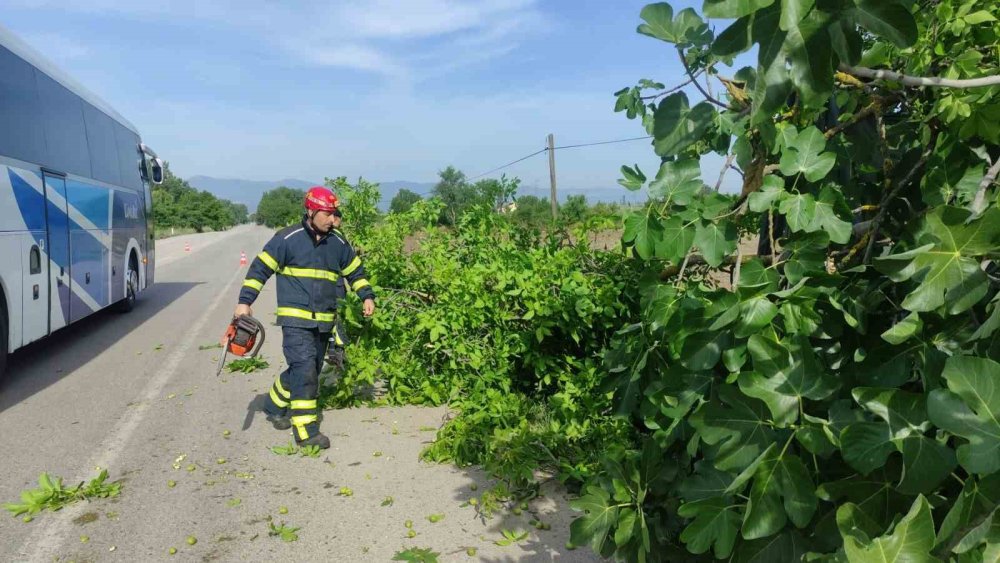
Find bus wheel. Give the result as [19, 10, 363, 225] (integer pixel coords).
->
[118, 261, 139, 313]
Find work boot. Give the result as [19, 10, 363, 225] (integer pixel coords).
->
[267, 414, 291, 431]
[243, 393, 290, 431]
[297, 433, 331, 449]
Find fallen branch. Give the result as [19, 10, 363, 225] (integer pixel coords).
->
[839, 64, 1000, 89]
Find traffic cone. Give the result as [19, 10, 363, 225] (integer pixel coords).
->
[185, 242, 191, 252]
[240, 251, 248, 266]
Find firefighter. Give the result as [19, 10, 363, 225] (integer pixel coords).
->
[235, 186, 375, 449]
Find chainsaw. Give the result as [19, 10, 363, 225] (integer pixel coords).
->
[216, 314, 265, 376]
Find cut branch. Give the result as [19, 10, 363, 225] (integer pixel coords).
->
[839, 64, 1000, 88]
[972, 157, 1000, 216]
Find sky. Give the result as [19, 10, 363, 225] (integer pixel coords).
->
[1, 0, 749, 197]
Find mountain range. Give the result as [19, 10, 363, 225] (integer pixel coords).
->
[186, 176, 437, 212]
[186, 175, 645, 213]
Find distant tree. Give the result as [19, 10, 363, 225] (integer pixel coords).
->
[433, 166, 475, 225]
[472, 175, 519, 210]
[389, 188, 422, 214]
[256, 186, 305, 228]
[511, 195, 552, 227]
[559, 194, 589, 225]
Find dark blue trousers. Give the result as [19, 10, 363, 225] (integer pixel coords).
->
[265, 326, 330, 442]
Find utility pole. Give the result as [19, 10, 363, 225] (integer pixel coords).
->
[547, 133, 557, 220]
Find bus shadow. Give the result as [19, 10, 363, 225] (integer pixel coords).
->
[0, 281, 201, 412]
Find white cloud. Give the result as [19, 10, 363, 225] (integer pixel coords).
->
[9, 0, 546, 79]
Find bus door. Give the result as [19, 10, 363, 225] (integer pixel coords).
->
[44, 173, 70, 333]
[19, 174, 53, 345]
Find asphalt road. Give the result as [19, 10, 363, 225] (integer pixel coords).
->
[0, 225, 595, 562]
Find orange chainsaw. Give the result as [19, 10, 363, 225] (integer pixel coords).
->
[216, 314, 265, 376]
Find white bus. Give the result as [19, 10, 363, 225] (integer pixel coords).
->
[0, 24, 164, 379]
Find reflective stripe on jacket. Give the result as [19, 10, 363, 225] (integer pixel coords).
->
[238, 219, 375, 331]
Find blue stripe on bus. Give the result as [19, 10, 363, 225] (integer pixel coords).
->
[66, 179, 110, 230]
[8, 168, 46, 231]
[9, 166, 108, 313]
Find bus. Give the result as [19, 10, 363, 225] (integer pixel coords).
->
[0, 23, 163, 379]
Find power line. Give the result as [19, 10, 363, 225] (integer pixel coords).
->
[467, 135, 653, 181]
[552, 135, 652, 150]
[469, 148, 548, 180]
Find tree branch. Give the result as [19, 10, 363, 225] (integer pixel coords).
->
[862, 139, 938, 264]
[641, 73, 700, 100]
[714, 153, 737, 192]
[678, 49, 731, 109]
[823, 96, 899, 140]
[972, 157, 1000, 216]
[839, 64, 1000, 89]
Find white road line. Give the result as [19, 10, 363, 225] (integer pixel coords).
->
[17, 264, 244, 562]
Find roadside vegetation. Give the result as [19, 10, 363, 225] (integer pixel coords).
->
[311, 0, 1000, 561]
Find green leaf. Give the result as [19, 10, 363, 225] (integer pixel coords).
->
[742, 443, 817, 539]
[614, 507, 637, 547]
[841, 387, 955, 493]
[928, 356, 1000, 474]
[839, 495, 940, 562]
[704, 0, 776, 19]
[881, 312, 923, 345]
[731, 531, 811, 563]
[694, 221, 738, 267]
[392, 547, 440, 563]
[569, 485, 619, 553]
[739, 371, 799, 426]
[779, 126, 837, 182]
[679, 497, 741, 558]
[782, 9, 835, 108]
[751, 4, 791, 124]
[648, 159, 703, 205]
[637, 4, 711, 46]
[713, 16, 752, 56]
[653, 93, 717, 157]
[829, 18, 862, 65]
[780, 0, 815, 31]
[779, 193, 817, 233]
[894, 435, 956, 495]
[656, 216, 696, 262]
[840, 422, 895, 474]
[810, 186, 853, 244]
[875, 207, 1000, 314]
[618, 164, 646, 191]
[851, 0, 918, 48]
[747, 333, 838, 401]
[681, 330, 733, 371]
[735, 297, 779, 338]
[690, 385, 777, 471]
[964, 10, 998, 25]
[678, 465, 735, 501]
[623, 212, 662, 260]
[748, 176, 786, 212]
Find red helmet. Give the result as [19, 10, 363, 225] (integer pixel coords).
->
[304, 186, 338, 212]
